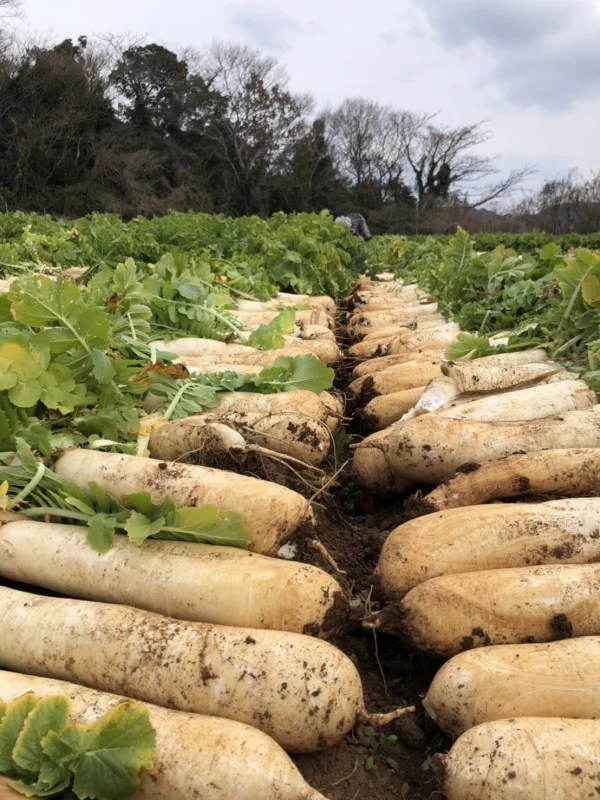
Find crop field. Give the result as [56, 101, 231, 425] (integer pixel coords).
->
[0, 211, 600, 800]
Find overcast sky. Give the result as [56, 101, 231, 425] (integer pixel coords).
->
[18, 0, 600, 195]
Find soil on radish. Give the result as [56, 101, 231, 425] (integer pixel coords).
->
[295, 498, 448, 800]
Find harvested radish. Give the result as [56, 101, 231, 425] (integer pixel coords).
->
[148, 411, 331, 467]
[377, 498, 600, 597]
[379, 562, 600, 656]
[425, 448, 600, 511]
[352, 430, 416, 495]
[0, 670, 327, 800]
[0, 520, 345, 636]
[348, 360, 443, 403]
[425, 637, 600, 737]
[0, 587, 412, 753]
[360, 387, 426, 431]
[437, 718, 600, 800]
[362, 405, 600, 485]
[352, 349, 447, 379]
[434, 380, 596, 422]
[442, 358, 562, 393]
[54, 450, 312, 556]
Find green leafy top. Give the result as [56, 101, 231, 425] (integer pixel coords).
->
[0, 693, 156, 800]
[1, 439, 252, 553]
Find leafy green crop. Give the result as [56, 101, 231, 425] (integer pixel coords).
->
[368, 229, 600, 385]
[0, 694, 156, 799]
[0, 439, 251, 553]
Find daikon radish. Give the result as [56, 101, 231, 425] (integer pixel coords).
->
[382, 562, 600, 656]
[364, 405, 600, 485]
[349, 315, 447, 339]
[153, 338, 258, 356]
[435, 380, 596, 422]
[443, 359, 562, 393]
[352, 349, 447, 379]
[0, 671, 327, 800]
[236, 297, 332, 313]
[352, 430, 416, 495]
[231, 309, 333, 329]
[54, 450, 311, 556]
[363, 326, 413, 342]
[386, 325, 460, 354]
[275, 292, 336, 314]
[184, 362, 263, 376]
[378, 498, 600, 597]
[348, 304, 441, 326]
[143, 390, 342, 432]
[425, 638, 600, 738]
[348, 360, 443, 402]
[360, 387, 426, 431]
[173, 340, 341, 367]
[148, 411, 331, 466]
[0, 520, 345, 636]
[399, 376, 459, 420]
[348, 337, 400, 360]
[0, 779, 22, 799]
[0, 588, 411, 752]
[437, 718, 600, 800]
[425, 448, 600, 511]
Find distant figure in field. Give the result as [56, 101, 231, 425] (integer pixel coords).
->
[335, 212, 373, 241]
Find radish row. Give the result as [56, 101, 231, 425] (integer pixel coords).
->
[348, 274, 600, 799]
[0, 288, 418, 800]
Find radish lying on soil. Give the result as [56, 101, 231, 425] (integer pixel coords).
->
[360, 387, 426, 432]
[143, 389, 343, 432]
[425, 637, 600, 738]
[377, 498, 600, 597]
[433, 380, 596, 422]
[361, 405, 600, 485]
[379, 562, 600, 656]
[437, 718, 600, 800]
[148, 410, 331, 467]
[54, 450, 312, 556]
[348, 315, 447, 340]
[424, 448, 600, 511]
[352, 349, 447, 379]
[172, 337, 342, 366]
[348, 360, 444, 403]
[0, 520, 345, 636]
[153, 336, 341, 363]
[348, 326, 459, 360]
[231, 309, 333, 329]
[0, 587, 412, 753]
[352, 430, 416, 495]
[442, 358, 561, 393]
[0, 671, 327, 800]
[358, 352, 557, 408]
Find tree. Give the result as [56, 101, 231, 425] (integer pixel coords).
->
[0, 36, 116, 211]
[326, 98, 414, 211]
[201, 42, 311, 215]
[392, 112, 534, 210]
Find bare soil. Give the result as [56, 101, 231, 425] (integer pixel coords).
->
[293, 492, 449, 800]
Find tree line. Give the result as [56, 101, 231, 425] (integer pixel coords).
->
[0, 0, 595, 233]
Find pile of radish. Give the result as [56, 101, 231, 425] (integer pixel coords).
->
[0, 287, 421, 800]
[348, 274, 600, 798]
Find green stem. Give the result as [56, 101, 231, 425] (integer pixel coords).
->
[163, 383, 193, 421]
[12, 461, 46, 505]
[19, 507, 91, 522]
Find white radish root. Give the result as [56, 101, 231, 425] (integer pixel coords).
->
[0, 670, 328, 800]
[54, 449, 312, 556]
[0, 520, 346, 636]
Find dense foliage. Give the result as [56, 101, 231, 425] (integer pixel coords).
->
[370, 230, 600, 390]
[0, 209, 350, 459]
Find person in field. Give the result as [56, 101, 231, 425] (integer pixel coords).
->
[335, 213, 373, 241]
